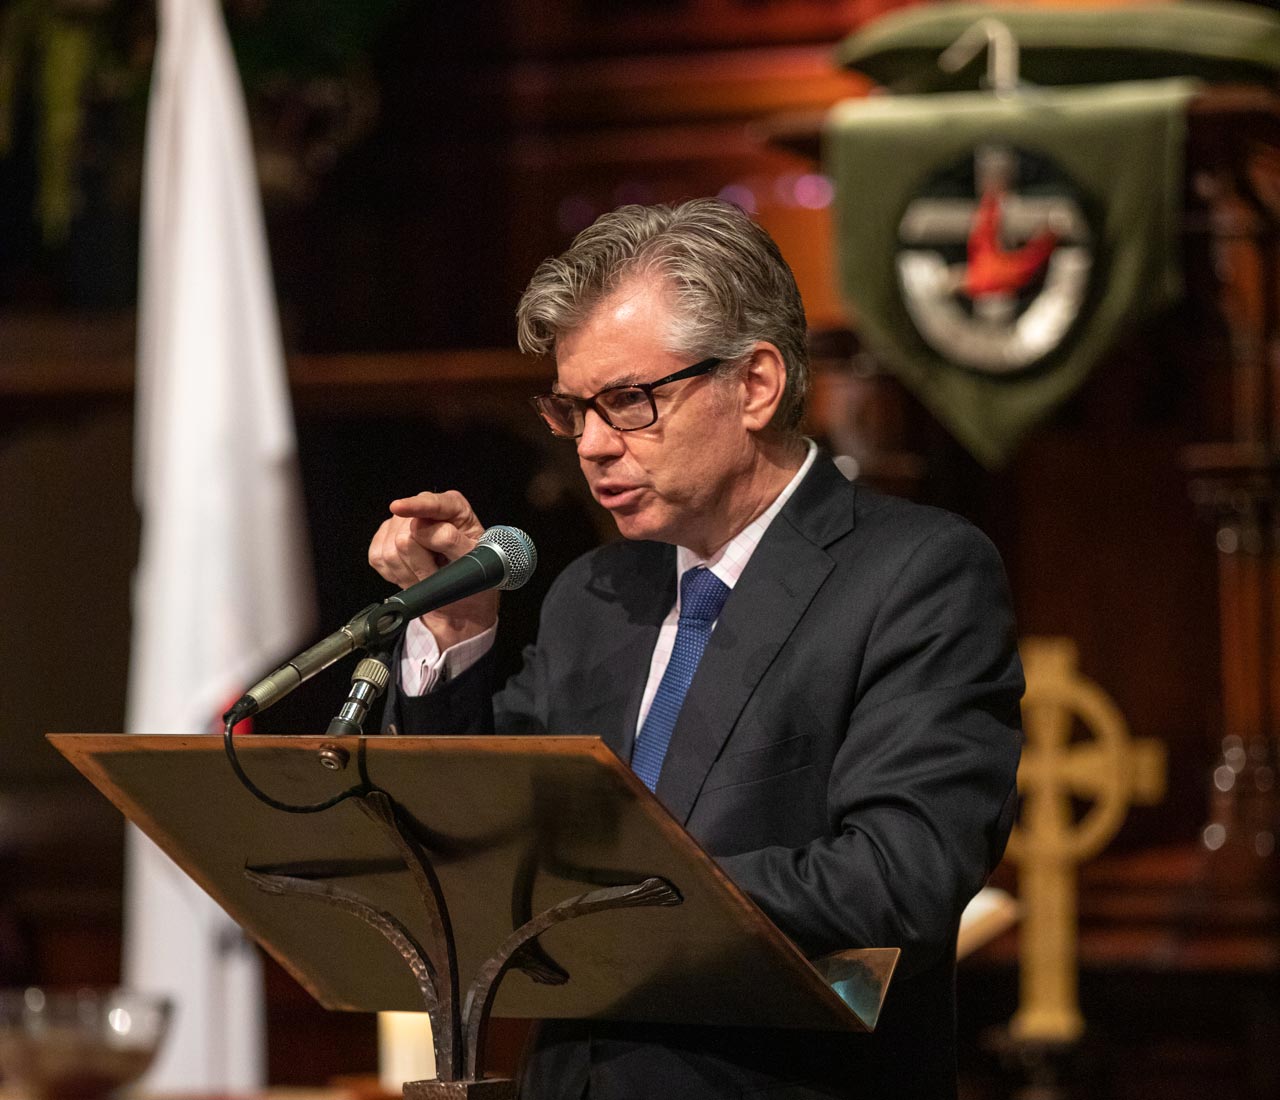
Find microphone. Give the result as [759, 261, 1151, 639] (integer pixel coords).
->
[383, 523, 538, 620]
[223, 525, 537, 725]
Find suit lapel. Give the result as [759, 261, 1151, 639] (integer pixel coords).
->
[654, 457, 858, 824]
[586, 543, 675, 762]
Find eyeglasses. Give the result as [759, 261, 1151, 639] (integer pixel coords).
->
[530, 357, 722, 438]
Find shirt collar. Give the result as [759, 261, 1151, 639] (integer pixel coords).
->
[675, 440, 818, 595]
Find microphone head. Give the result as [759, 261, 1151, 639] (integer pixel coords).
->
[477, 525, 538, 591]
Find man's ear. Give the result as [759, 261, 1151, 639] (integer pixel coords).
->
[740, 342, 787, 433]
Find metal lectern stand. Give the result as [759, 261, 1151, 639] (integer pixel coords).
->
[50, 734, 898, 1098]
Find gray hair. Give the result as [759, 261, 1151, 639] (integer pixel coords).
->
[516, 199, 809, 435]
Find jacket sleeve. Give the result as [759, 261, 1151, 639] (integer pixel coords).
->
[384, 570, 570, 735]
[716, 519, 1023, 977]
[382, 642, 498, 735]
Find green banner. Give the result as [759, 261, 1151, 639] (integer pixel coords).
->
[836, 2, 1280, 92]
[825, 78, 1197, 468]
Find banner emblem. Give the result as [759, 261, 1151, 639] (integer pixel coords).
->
[896, 145, 1094, 374]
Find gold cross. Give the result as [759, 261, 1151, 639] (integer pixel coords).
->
[1005, 637, 1166, 1043]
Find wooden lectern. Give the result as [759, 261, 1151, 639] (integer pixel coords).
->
[50, 734, 898, 1098]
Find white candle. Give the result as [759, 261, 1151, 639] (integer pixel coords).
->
[377, 1011, 436, 1090]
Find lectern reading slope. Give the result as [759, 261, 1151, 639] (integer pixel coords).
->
[50, 735, 896, 1081]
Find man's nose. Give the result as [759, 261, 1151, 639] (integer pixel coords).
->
[577, 407, 624, 461]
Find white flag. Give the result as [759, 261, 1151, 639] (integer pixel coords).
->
[124, 0, 315, 1089]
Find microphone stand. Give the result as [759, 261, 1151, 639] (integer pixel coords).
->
[326, 646, 395, 736]
[222, 523, 536, 812]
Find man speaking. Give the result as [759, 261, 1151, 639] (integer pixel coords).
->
[368, 199, 1023, 1099]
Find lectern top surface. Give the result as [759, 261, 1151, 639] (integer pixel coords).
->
[51, 734, 887, 1033]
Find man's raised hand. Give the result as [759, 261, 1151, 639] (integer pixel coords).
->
[368, 490, 499, 650]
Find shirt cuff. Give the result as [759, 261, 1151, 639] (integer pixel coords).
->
[398, 618, 497, 696]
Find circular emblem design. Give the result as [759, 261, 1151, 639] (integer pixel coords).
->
[895, 145, 1094, 375]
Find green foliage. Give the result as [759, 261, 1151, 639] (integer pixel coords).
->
[0, 0, 406, 252]
[228, 0, 408, 83]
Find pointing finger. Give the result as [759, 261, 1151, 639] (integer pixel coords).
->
[389, 489, 479, 530]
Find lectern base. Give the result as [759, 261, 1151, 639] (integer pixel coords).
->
[404, 1078, 516, 1100]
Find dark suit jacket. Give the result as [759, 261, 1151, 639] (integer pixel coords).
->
[387, 456, 1024, 1100]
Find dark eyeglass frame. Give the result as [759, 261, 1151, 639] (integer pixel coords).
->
[530, 357, 723, 438]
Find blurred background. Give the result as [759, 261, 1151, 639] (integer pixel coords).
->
[2, 0, 1279, 1097]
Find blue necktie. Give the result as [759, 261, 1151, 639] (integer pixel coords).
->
[632, 566, 731, 792]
